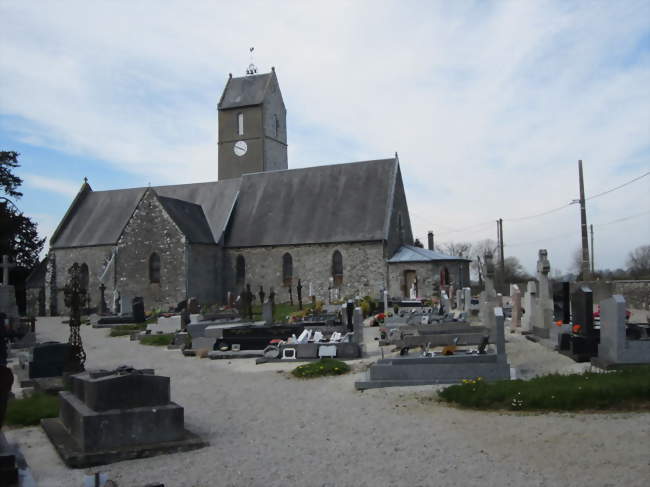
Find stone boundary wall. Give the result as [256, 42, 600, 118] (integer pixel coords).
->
[572, 280, 650, 310]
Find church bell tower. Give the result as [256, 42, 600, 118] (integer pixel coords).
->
[217, 67, 288, 180]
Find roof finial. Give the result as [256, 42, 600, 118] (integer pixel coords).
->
[246, 46, 257, 75]
[83, 176, 88, 184]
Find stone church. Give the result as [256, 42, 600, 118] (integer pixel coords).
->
[40, 68, 469, 314]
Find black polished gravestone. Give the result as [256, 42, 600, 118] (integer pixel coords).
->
[25, 342, 72, 379]
[553, 281, 571, 325]
[559, 285, 599, 362]
[97, 296, 146, 326]
[41, 366, 206, 468]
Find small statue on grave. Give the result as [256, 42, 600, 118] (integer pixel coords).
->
[63, 263, 87, 373]
[296, 279, 303, 310]
[258, 285, 265, 305]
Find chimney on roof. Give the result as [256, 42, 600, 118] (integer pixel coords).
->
[427, 231, 434, 251]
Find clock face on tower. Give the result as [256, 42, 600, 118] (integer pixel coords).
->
[234, 140, 248, 157]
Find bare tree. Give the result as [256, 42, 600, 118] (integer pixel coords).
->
[439, 241, 472, 258]
[502, 256, 531, 283]
[627, 245, 650, 279]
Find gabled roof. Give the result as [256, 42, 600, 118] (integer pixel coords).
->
[50, 179, 241, 249]
[388, 245, 471, 263]
[218, 72, 274, 110]
[157, 196, 214, 244]
[225, 158, 398, 247]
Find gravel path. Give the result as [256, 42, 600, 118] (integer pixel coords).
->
[6, 317, 650, 487]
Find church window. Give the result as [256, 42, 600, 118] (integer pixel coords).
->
[282, 253, 293, 287]
[237, 112, 244, 136]
[79, 263, 89, 292]
[274, 114, 279, 137]
[332, 250, 343, 287]
[149, 253, 161, 284]
[398, 214, 404, 245]
[236, 255, 246, 287]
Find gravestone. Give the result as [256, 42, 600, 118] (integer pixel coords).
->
[463, 287, 471, 313]
[41, 366, 206, 467]
[532, 249, 554, 338]
[352, 307, 364, 346]
[594, 295, 650, 367]
[119, 293, 133, 316]
[355, 306, 510, 390]
[521, 281, 537, 332]
[510, 284, 522, 328]
[98, 283, 108, 314]
[132, 297, 145, 323]
[26, 342, 72, 379]
[345, 300, 354, 332]
[558, 285, 598, 362]
[262, 300, 273, 325]
[146, 316, 182, 334]
[479, 252, 497, 326]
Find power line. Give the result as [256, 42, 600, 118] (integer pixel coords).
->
[415, 169, 650, 234]
[587, 171, 650, 201]
[505, 209, 649, 248]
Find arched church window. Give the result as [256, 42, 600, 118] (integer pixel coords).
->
[282, 253, 292, 287]
[149, 253, 161, 284]
[236, 255, 246, 287]
[274, 114, 279, 137]
[332, 250, 343, 287]
[237, 112, 244, 136]
[79, 263, 89, 292]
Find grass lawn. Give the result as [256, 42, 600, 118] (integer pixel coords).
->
[6, 392, 59, 427]
[438, 366, 650, 411]
[140, 334, 174, 346]
[109, 323, 147, 337]
[291, 358, 350, 378]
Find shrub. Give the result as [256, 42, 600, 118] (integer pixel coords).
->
[6, 392, 59, 426]
[140, 334, 174, 346]
[291, 358, 350, 378]
[438, 366, 650, 411]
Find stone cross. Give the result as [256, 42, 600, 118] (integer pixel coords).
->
[0, 255, 16, 286]
[296, 279, 303, 310]
[535, 249, 554, 332]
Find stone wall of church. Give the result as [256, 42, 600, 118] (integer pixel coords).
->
[48, 245, 115, 315]
[224, 241, 387, 303]
[387, 261, 470, 299]
[187, 243, 221, 305]
[115, 190, 187, 310]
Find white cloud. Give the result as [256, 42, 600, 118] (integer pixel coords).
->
[22, 173, 80, 198]
[0, 0, 648, 273]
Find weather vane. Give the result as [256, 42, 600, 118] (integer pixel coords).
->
[246, 47, 257, 75]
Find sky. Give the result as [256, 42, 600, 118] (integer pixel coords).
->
[1, 0, 648, 275]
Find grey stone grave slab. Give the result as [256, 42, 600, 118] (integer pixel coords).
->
[41, 366, 206, 468]
[593, 295, 650, 368]
[356, 307, 510, 390]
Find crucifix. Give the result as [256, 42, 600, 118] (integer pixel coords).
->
[0, 255, 16, 286]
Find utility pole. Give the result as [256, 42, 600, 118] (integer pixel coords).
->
[578, 160, 591, 280]
[590, 224, 595, 276]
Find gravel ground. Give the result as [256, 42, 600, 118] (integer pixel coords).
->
[6, 316, 650, 487]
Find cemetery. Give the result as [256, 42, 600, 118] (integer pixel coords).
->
[1, 8, 649, 483]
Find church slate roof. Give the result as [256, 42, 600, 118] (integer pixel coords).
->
[388, 245, 472, 263]
[50, 158, 400, 249]
[218, 72, 274, 109]
[157, 196, 215, 244]
[225, 158, 398, 247]
[50, 179, 241, 248]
